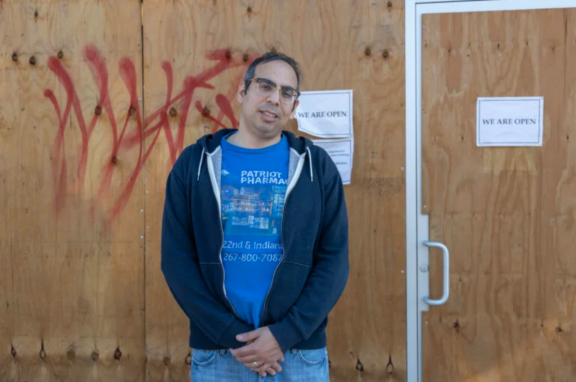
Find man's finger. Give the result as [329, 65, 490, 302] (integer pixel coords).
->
[236, 328, 261, 343]
[248, 361, 283, 373]
[248, 364, 270, 377]
[230, 343, 257, 358]
[254, 364, 273, 374]
[265, 367, 277, 376]
[236, 353, 260, 363]
[246, 362, 260, 370]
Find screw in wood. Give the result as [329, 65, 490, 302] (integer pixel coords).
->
[29, 56, 36, 66]
[114, 347, 122, 361]
[95, 105, 102, 116]
[12, 52, 18, 62]
[169, 107, 178, 117]
[57, 51, 64, 60]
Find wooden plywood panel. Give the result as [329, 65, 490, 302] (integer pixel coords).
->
[422, 8, 576, 381]
[0, 1, 145, 380]
[142, 1, 406, 381]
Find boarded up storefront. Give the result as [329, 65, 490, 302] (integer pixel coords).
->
[0, 1, 405, 381]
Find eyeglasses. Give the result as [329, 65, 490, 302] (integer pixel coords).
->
[247, 78, 300, 104]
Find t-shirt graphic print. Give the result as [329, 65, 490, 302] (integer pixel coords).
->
[220, 133, 290, 328]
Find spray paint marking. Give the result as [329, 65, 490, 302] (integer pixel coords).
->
[45, 45, 255, 221]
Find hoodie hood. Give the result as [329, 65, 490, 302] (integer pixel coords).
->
[196, 129, 315, 183]
[196, 129, 313, 155]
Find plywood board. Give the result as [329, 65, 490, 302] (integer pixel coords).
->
[0, 0, 146, 380]
[142, 0, 407, 381]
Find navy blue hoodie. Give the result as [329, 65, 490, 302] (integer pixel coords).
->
[161, 129, 349, 352]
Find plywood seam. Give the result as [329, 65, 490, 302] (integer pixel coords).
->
[139, 0, 149, 367]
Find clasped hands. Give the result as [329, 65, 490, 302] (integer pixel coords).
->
[230, 327, 284, 377]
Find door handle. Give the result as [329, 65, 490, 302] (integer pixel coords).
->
[421, 241, 450, 306]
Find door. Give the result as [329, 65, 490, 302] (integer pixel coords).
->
[407, 1, 576, 381]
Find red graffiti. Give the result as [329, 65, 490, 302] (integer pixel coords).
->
[45, 45, 255, 221]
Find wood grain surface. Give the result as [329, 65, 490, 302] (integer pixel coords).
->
[0, 0, 146, 380]
[0, 0, 406, 381]
[141, 0, 406, 381]
[422, 8, 576, 381]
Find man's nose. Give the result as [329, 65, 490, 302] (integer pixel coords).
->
[267, 88, 281, 104]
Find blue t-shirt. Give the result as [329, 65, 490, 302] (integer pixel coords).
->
[220, 133, 290, 328]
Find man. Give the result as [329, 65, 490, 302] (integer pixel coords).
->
[161, 52, 349, 381]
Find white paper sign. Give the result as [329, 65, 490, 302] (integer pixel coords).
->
[296, 90, 353, 138]
[477, 97, 544, 146]
[312, 138, 353, 185]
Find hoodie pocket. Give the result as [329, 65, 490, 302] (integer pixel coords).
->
[264, 262, 312, 321]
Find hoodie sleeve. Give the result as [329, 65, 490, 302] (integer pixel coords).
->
[269, 151, 349, 352]
[161, 149, 254, 348]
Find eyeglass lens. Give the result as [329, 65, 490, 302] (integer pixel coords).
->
[255, 79, 296, 103]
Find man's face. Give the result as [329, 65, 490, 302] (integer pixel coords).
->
[237, 60, 300, 139]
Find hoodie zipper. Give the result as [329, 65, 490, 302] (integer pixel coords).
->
[259, 151, 307, 326]
[218, 212, 239, 317]
[205, 149, 240, 318]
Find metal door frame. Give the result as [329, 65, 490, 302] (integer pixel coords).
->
[405, 1, 576, 381]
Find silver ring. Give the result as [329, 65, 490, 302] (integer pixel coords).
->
[253, 361, 259, 367]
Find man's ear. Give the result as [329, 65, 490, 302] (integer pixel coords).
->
[289, 99, 300, 119]
[237, 82, 246, 104]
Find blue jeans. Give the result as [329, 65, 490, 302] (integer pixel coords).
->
[191, 347, 329, 382]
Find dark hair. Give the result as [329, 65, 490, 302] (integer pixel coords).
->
[243, 52, 302, 95]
